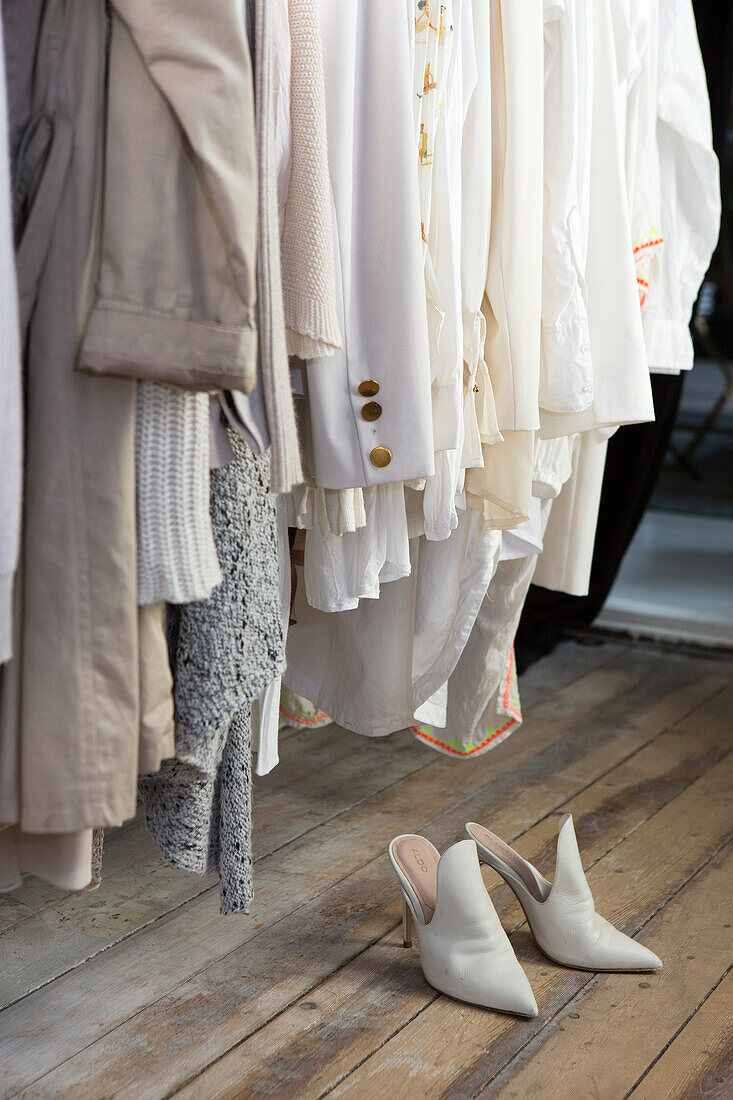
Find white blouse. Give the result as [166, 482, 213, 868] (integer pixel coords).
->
[540, 0, 594, 416]
[540, 0, 654, 438]
[421, 0, 478, 542]
[482, 0, 544, 434]
[623, 0, 664, 316]
[642, 0, 720, 374]
[460, 0, 501, 470]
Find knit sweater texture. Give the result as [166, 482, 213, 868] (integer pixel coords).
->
[140, 434, 284, 914]
[135, 382, 222, 606]
[252, 0, 303, 493]
[281, 0, 342, 360]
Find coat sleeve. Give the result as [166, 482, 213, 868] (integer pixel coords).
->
[78, 0, 259, 393]
[642, 0, 720, 374]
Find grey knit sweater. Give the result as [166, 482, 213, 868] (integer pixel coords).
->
[139, 432, 284, 914]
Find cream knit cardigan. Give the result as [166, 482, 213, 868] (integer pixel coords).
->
[252, 0, 303, 493]
[136, 384, 222, 606]
[280, 0, 341, 361]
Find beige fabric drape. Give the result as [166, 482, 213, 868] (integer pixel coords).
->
[78, 0, 259, 394]
[0, 0, 173, 844]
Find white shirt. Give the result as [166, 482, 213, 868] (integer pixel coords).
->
[623, 0, 664, 315]
[541, 0, 654, 438]
[642, 0, 720, 373]
[460, 0, 501, 470]
[540, 0, 594, 415]
[421, 0, 478, 541]
[482, 0, 544, 433]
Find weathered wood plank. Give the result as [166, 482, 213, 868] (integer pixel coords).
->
[166, 726, 732, 1100]
[0, 645, 703, 1095]
[321, 752, 733, 1100]
[669, 677, 733, 736]
[0, 639, 625, 1008]
[485, 845, 733, 1099]
[627, 968, 733, 1100]
[0, 727, 429, 1011]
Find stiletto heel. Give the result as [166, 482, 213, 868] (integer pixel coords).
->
[388, 833, 538, 1015]
[465, 815, 662, 973]
[402, 895, 412, 948]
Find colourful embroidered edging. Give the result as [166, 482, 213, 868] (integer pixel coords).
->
[279, 706, 330, 727]
[410, 716, 519, 757]
[411, 647, 523, 757]
[633, 236, 663, 257]
[636, 275, 650, 308]
[502, 647, 522, 721]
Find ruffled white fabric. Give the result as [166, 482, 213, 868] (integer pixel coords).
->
[285, 507, 502, 738]
[287, 483, 412, 614]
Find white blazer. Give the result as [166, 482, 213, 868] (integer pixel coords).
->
[306, 0, 435, 490]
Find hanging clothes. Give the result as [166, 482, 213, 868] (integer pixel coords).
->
[285, 509, 502, 738]
[305, 0, 434, 490]
[0, 9, 21, 666]
[464, 0, 544, 525]
[460, 0, 501, 472]
[140, 436, 284, 914]
[411, 433, 577, 757]
[250, 0, 304, 494]
[280, 0, 342, 361]
[78, 0, 259, 393]
[481, 0, 544, 435]
[642, 0, 721, 373]
[623, 0, 664, 315]
[540, 0, 655, 438]
[418, 0, 473, 543]
[540, 0, 594, 415]
[0, 0, 174, 894]
[135, 386, 222, 607]
[0, 0, 722, 897]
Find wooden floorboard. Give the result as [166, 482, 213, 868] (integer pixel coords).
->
[484, 844, 733, 1098]
[0, 642, 731, 1100]
[165, 702, 732, 1100]
[0, 639, 619, 1012]
[1, 646, 653, 1095]
[322, 753, 733, 1100]
[625, 967, 733, 1100]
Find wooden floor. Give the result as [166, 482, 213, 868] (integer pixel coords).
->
[0, 639, 732, 1099]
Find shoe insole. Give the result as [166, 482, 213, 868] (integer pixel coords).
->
[391, 835, 439, 923]
[467, 823, 547, 902]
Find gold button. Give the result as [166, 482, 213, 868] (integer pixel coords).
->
[358, 379, 380, 398]
[361, 401, 382, 421]
[370, 446, 392, 468]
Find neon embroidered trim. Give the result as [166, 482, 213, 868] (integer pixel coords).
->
[502, 647, 522, 720]
[637, 274, 650, 308]
[633, 236, 663, 257]
[410, 716, 519, 756]
[279, 705, 330, 726]
[410, 648, 522, 757]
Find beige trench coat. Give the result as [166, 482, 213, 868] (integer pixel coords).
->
[0, 0, 173, 837]
[78, 0, 259, 394]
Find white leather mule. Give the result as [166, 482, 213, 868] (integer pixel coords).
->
[388, 834, 538, 1016]
[465, 815, 662, 973]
